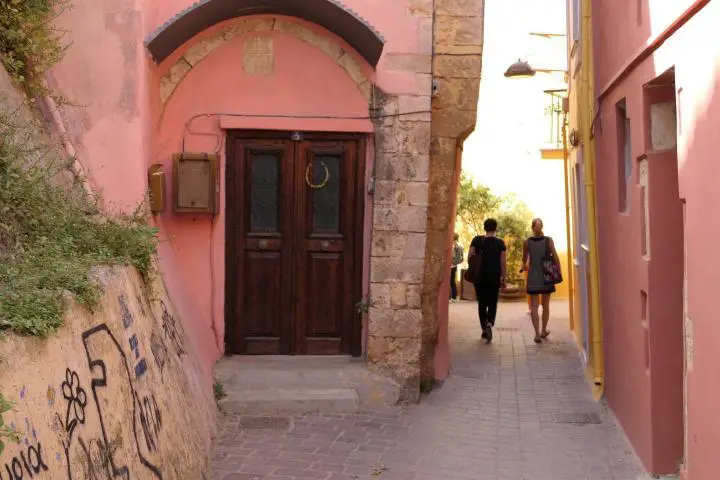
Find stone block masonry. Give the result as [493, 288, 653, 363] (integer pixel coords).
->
[367, 95, 431, 400]
[420, 0, 485, 384]
[366, 0, 485, 397]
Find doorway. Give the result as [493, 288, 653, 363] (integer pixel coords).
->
[642, 67, 684, 473]
[225, 131, 365, 356]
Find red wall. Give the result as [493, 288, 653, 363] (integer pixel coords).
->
[592, 1, 720, 477]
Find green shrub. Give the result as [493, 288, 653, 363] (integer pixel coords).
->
[0, 393, 19, 455]
[0, 117, 157, 337]
[0, 0, 70, 91]
[455, 173, 533, 285]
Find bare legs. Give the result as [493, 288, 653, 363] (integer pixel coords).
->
[541, 293, 551, 337]
[529, 294, 552, 343]
[525, 271, 532, 315]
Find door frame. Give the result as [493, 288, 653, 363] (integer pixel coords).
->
[224, 130, 367, 357]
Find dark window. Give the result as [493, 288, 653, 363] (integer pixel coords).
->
[311, 155, 341, 233]
[250, 153, 280, 232]
[616, 99, 632, 213]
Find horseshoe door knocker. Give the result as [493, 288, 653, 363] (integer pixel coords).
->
[305, 161, 330, 189]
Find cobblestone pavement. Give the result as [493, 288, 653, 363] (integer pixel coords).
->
[212, 301, 649, 480]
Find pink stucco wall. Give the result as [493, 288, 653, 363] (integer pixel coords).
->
[592, 0, 720, 477]
[144, 0, 429, 96]
[48, 0, 150, 212]
[155, 26, 372, 354]
[48, 1, 432, 377]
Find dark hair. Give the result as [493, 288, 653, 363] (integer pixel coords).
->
[483, 218, 498, 232]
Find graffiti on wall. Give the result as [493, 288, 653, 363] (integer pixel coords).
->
[0, 442, 48, 479]
[137, 394, 161, 453]
[149, 333, 168, 383]
[0, 293, 192, 479]
[51, 323, 164, 479]
[159, 301, 184, 359]
[56, 369, 87, 448]
[118, 296, 148, 379]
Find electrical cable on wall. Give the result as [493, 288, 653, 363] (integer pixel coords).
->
[180, 110, 433, 153]
[208, 211, 221, 351]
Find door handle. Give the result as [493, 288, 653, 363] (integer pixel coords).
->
[259, 239, 268, 249]
[305, 161, 330, 189]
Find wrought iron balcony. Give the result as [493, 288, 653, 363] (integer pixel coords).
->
[541, 89, 567, 159]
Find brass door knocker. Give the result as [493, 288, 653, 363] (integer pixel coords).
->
[305, 161, 330, 189]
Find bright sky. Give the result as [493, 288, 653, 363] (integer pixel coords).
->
[463, 0, 569, 249]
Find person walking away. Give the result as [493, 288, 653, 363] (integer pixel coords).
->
[450, 233, 464, 302]
[521, 218, 562, 343]
[468, 218, 507, 343]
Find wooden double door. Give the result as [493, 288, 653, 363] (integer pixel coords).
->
[225, 132, 364, 356]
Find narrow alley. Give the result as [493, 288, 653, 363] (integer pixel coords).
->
[211, 301, 648, 480]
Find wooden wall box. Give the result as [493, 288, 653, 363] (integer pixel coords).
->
[148, 164, 166, 214]
[173, 153, 219, 214]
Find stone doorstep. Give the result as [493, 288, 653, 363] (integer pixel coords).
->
[217, 387, 360, 415]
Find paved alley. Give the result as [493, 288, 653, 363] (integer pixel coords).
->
[211, 301, 649, 480]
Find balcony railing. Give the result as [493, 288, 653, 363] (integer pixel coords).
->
[543, 89, 567, 149]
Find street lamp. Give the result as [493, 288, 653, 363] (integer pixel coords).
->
[504, 59, 536, 78]
[505, 33, 567, 79]
[504, 59, 567, 78]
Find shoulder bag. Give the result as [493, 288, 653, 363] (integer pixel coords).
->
[464, 236, 483, 283]
[542, 236, 563, 285]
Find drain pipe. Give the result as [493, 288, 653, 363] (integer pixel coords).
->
[561, 113, 576, 334]
[41, 90, 93, 195]
[580, 0, 604, 392]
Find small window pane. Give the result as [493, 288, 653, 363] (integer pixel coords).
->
[250, 154, 279, 232]
[312, 155, 341, 233]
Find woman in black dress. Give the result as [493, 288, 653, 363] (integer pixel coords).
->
[521, 218, 561, 343]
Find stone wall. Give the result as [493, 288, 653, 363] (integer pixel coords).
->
[0, 267, 216, 479]
[367, 0, 485, 393]
[421, 0, 485, 382]
[365, 12, 434, 399]
[367, 98, 431, 398]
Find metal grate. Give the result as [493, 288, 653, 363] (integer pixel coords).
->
[550, 412, 602, 425]
[452, 370, 489, 379]
[493, 327, 519, 332]
[531, 375, 584, 385]
[237, 416, 291, 430]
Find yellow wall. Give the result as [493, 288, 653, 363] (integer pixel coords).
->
[554, 250, 571, 299]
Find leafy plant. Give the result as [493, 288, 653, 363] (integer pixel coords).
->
[455, 172, 533, 285]
[0, 0, 71, 92]
[355, 299, 370, 314]
[0, 393, 20, 455]
[455, 172, 501, 249]
[0, 107, 158, 337]
[213, 382, 226, 401]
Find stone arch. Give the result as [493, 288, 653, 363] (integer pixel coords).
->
[158, 17, 373, 111]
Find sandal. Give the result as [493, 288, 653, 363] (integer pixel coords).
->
[533, 335, 542, 344]
[541, 330, 550, 339]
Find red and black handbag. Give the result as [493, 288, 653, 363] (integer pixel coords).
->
[541, 237, 563, 285]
